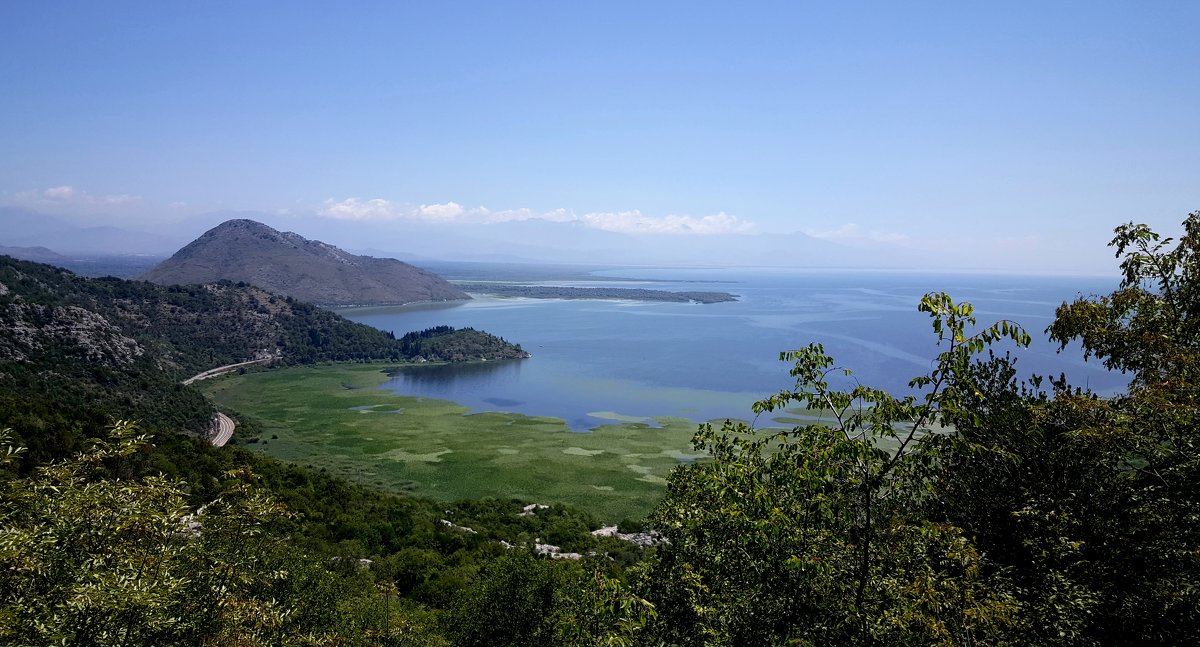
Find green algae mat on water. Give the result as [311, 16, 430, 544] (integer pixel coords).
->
[201, 364, 715, 521]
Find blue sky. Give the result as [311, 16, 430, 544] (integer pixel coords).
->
[1, 2, 1197, 271]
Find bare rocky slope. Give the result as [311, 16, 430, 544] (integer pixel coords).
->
[142, 219, 469, 306]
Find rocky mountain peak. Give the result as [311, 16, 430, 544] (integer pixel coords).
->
[142, 219, 469, 306]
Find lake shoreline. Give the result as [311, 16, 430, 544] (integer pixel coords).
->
[452, 282, 739, 303]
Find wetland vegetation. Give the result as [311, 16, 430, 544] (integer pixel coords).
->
[201, 363, 719, 521]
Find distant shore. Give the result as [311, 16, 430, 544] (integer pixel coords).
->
[453, 282, 738, 304]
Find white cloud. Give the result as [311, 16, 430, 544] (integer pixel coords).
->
[43, 185, 78, 200]
[540, 208, 574, 223]
[318, 196, 755, 235]
[11, 185, 141, 209]
[581, 210, 754, 235]
[417, 201, 465, 220]
[485, 207, 536, 222]
[804, 223, 911, 245]
[319, 197, 404, 221]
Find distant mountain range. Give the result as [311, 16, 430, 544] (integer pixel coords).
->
[8, 205, 1068, 272]
[0, 207, 867, 270]
[0, 208, 183, 255]
[141, 219, 469, 306]
[0, 245, 68, 265]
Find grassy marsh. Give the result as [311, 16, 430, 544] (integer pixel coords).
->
[202, 363, 942, 521]
[201, 364, 716, 521]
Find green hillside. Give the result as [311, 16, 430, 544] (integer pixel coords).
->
[0, 255, 525, 462]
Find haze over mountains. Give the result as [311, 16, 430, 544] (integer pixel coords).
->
[0, 206, 876, 270]
[0, 245, 68, 265]
[0, 208, 180, 256]
[0, 205, 1121, 274]
[142, 219, 468, 306]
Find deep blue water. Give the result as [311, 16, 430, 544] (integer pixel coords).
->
[339, 268, 1124, 431]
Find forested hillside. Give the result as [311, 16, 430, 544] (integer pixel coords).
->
[0, 256, 525, 463]
[396, 325, 530, 362]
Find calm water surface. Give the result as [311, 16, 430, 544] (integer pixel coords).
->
[339, 269, 1123, 431]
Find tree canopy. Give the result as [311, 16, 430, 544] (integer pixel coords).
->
[635, 212, 1200, 645]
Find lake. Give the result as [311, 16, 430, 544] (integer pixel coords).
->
[339, 268, 1124, 431]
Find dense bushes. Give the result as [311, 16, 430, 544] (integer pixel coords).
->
[632, 213, 1200, 645]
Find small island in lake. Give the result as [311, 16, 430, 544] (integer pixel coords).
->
[453, 282, 738, 303]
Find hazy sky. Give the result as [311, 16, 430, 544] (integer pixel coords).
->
[1, 2, 1197, 271]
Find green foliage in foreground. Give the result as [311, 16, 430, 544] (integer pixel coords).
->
[640, 293, 1028, 645]
[0, 422, 394, 645]
[632, 212, 1200, 645]
[0, 423, 651, 646]
[445, 550, 656, 647]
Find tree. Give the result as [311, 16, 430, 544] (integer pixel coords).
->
[639, 213, 1200, 645]
[1041, 212, 1199, 642]
[640, 293, 1028, 646]
[924, 213, 1200, 644]
[1050, 212, 1200, 395]
[0, 421, 390, 646]
[445, 550, 655, 647]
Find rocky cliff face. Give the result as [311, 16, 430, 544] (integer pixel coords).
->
[0, 302, 144, 366]
[142, 219, 469, 306]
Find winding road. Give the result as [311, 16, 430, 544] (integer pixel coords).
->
[183, 358, 272, 446]
[209, 412, 236, 447]
[182, 358, 272, 385]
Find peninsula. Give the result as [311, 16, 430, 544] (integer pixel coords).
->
[453, 282, 738, 303]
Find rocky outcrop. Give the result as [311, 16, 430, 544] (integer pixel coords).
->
[591, 525, 667, 547]
[0, 302, 143, 366]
